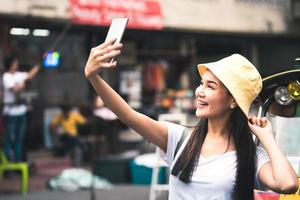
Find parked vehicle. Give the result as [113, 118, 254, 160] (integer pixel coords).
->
[254, 69, 300, 200]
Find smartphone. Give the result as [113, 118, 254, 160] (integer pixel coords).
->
[105, 18, 129, 63]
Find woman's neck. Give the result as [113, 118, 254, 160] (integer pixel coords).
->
[207, 113, 231, 138]
[9, 69, 17, 74]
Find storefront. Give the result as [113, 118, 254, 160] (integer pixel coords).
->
[0, 0, 300, 152]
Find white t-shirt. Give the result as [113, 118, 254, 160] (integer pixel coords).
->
[159, 122, 270, 200]
[3, 71, 28, 116]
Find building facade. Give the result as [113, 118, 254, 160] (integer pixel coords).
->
[0, 0, 299, 149]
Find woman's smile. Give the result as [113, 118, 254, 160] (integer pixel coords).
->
[197, 100, 209, 108]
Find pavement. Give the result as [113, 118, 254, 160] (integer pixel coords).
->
[1, 185, 155, 200]
[0, 149, 168, 200]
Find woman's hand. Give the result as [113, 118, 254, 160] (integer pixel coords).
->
[13, 82, 26, 92]
[84, 39, 123, 79]
[249, 116, 299, 194]
[248, 116, 273, 138]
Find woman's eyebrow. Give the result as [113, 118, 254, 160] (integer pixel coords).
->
[201, 79, 218, 85]
[207, 80, 218, 85]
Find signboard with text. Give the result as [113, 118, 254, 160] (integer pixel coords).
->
[69, 0, 163, 30]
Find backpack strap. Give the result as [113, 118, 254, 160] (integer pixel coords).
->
[174, 127, 192, 160]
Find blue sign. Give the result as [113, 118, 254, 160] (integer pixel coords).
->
[43, 51, 60, 68]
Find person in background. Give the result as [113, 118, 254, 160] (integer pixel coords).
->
[83, 39, 298, 199]
[91, 96, 119, 154]
[50, 104, 87, 167]
[2, 54, 40, 162]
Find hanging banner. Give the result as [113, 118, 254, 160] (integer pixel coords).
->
[69, 0, 163, 30]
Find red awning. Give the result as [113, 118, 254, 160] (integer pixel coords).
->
[69, 0, 163, 30]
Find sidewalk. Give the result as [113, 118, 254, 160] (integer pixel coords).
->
[0, 150, 75, 195]
[0, 149, 168, 200]
[1, 185, 152, 200]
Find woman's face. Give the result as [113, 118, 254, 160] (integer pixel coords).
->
[10, 59, 19, 72]
[195, 70, 235, 119]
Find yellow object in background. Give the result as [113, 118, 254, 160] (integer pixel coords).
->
[288, 81, 300, 100]
[279, 178, 300, 200]
[51, 111, 86, 137]
[279, 194, 300, 200]
[0, 151, 28, 195]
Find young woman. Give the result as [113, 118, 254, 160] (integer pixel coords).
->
[84, 39, 298, 199]
[2, 55, 40, 162]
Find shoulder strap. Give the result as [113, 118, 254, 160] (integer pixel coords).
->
[174, 127, 192, 159]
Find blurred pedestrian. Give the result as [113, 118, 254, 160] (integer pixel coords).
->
[50, 104, 87, 167]
[84, 39, 298, 199]
[91, 96, 119, 153]
[2, 54, 40, 162]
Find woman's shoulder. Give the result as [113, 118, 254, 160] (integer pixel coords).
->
[3, 72, 11, 78]
[158, 122, 188, 165]
[163, 121, 185, 135]
[164, 122, 191, 149]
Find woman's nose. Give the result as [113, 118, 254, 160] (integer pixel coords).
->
[195, 86, 205, 97]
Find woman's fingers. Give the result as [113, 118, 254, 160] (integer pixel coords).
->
[90, 40, 121, 56]
[260, 117, 266, 127]
[248, 116, 252, 124]
[248, 116, 257, 125]
[92, 43, 122, 62]
[100, 43, 123, 56]
[96, 50, 121, 62]
[248, 116, 273, 137]
[101, 61, 118, 68]
[257, 117, 262, 127]
[97, 38, 117, 49]
[85, 40, 122, 78]
[93, 43, 121, 58]
[262, 117, 271, 128]
[94, 39, 121, 55]
[248, 116, 269, 127]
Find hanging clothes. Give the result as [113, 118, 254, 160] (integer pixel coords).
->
[143, 61, 166, 92]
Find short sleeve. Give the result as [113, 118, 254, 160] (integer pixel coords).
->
[3, 73, 14, 89]
[255, 146, 271, 190]
[3, 72, 29, 90]
[158, 122, 185, 166]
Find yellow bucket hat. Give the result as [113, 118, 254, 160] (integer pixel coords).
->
[197, 54, 262, 117]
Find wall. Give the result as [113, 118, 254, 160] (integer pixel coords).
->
[0, 0, 69, 19]
[0, 0, 293, 34]
[159, 0, 289, 33]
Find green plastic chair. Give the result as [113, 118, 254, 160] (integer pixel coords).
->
[0, 150, 28, 195]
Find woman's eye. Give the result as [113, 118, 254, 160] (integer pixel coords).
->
[208, 85, 214, 90]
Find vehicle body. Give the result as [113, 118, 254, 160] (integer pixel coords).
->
[254, 69, 300, 200]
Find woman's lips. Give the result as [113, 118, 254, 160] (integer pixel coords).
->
[197, 100, 209, 107]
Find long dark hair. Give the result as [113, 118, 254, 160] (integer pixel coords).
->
[171, 107, 256, 200]
[3, 54, 17, 71]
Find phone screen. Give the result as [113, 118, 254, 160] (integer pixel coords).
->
[105, 18, 128, 63]
[105, 18, 128, 43]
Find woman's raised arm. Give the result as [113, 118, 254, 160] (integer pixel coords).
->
[84, 39, 168, 152]
[248, 116, 298, 194]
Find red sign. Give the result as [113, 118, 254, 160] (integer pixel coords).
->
[254, 192, 279, 200]
[69, 0, 163, 30]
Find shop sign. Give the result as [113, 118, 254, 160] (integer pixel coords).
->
[69, 0, 163, 30]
